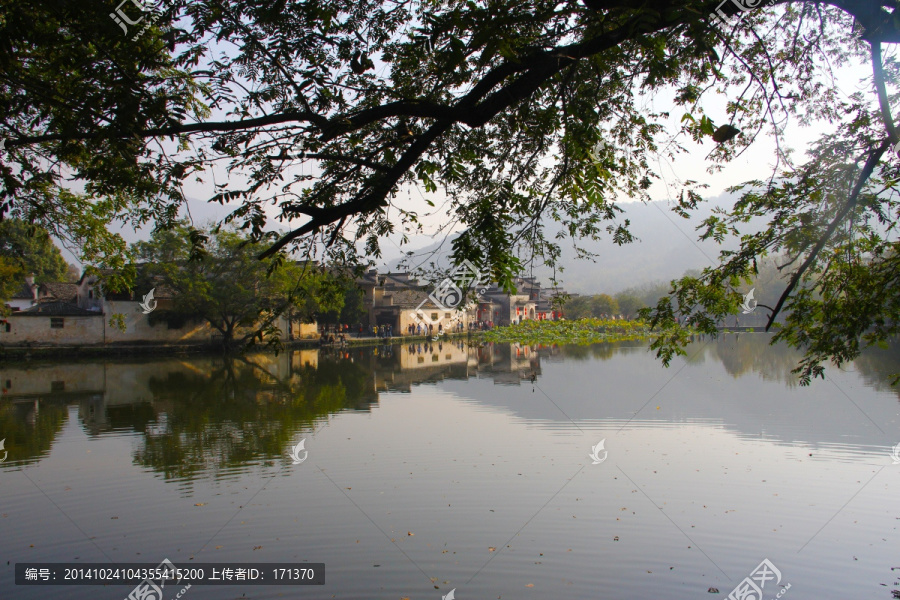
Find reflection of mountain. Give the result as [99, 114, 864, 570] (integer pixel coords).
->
[439, 336, 900, 456]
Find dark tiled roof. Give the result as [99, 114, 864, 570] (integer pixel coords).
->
[384, 288, 432, 308]
[11, 283, 36, 300]
[19, 301, 100, 317]
[40, 282, 78, 303]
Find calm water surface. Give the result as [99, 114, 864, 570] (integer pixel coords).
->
[1, 335, 899, 599]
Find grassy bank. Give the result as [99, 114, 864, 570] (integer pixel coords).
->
[476, 318, 651, 345]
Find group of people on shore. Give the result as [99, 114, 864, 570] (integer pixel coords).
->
[404, 321, 468, 336]
[318, 331, 348, 347]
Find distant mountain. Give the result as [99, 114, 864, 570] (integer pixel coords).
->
[384, 192, 764, 295]
[107, 190, 758, 297]
[536, 195, 752, 294]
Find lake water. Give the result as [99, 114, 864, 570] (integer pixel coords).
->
[1, 335, 898, 599]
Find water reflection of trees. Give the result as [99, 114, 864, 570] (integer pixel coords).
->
[550, 334, 899, 393]
[553, 343, 620, 361]
[700, 334, 804, 387]
[849, 341, 900, 396]
[135, 353, 377, 482]
[0, 397, 69, 468]
[700, 334, 900, 394]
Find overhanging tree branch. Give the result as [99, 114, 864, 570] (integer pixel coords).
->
[764, 140, 890, 330]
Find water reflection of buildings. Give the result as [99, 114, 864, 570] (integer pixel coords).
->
[365, 341, 550, 391]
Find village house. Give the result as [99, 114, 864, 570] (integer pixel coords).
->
[359, 270, 568, 330]
[1, 270, 316, 348]
[357, 270, 470, 334]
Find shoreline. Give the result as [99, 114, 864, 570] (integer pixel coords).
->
[0, 331, 477, 361]
[0, 324, 773, 361]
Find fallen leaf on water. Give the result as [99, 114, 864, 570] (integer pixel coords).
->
[194, 503, 205, 507]
[215, 546, 222, 550]
[407, 532, 414, 536]
[253, 546, 262, 551]
[526, 583, 534, 587]
[488, 547, 496, 552]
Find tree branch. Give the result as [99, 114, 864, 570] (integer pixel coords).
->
[871, 42, 897, 141]
[764, 140, 890, 330]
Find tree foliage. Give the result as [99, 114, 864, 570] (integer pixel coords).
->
[0, 219, 70, 309]
[135, 225, 344, 349]
[614, 291, 645, 319]
[564, 292, 620, 318]
[3, 0, 900, 379]
[0, 219, 68, 281]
